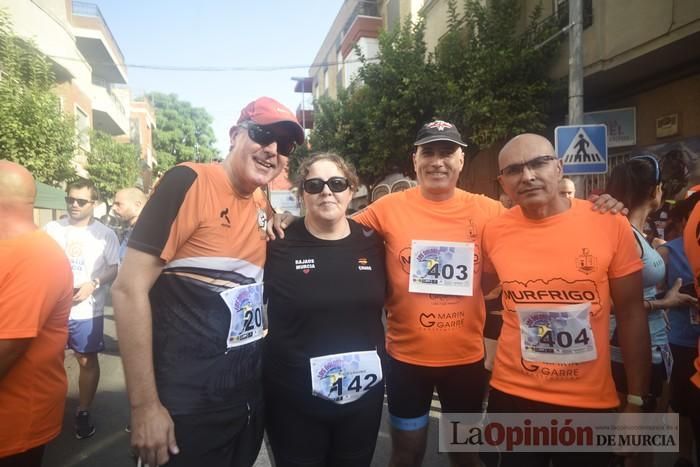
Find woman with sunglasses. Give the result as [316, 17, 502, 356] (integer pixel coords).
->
[263, 153, 386, 467]
[606, 154, 697, 466]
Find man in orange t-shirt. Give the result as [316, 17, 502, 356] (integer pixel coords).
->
[112, 97, 305, 467]
[481, 134, 650, 467]
[0, 161, 73, 466]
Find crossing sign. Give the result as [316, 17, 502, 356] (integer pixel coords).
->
[555, 124, 608, 175]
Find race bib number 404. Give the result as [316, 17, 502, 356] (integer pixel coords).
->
[518, 303, 597, 364]
[409, 240, 474, 296]
[309, 350, 383, 405]
[220, 283, 264, 350]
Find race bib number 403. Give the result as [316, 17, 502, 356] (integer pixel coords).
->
[221, 283, 264, 349]
[518, 303, 597, 364]
[309, 350, 383, 404]
[409, 240, 474, 296]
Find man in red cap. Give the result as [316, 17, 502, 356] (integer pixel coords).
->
[113, 97, 304, 467]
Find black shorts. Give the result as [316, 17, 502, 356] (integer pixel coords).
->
[163, 401, 264, 467]
[670, 343, 700, 415]
[485, 388, 614, 467]
[386, 355, 486, 431]
[610, 360, 666, 398]
[264, 380, 384, 467]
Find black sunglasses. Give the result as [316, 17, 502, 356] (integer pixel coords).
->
[65, 196, 93, 207]
[499, 155, 558, 177]
[303, 177, 350, 194]
[240, 121, 297, 156]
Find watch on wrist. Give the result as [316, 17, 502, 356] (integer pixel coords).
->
[627, 394, 656, 412]
[92, 278, 100, 290]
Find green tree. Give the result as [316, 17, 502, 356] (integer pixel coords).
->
[0, 12, 76, 184]
[308, 18, 442, 185]
[435, 0, 562, 146]
[147, 92, 217, 175]
[86, 130, 140, 206]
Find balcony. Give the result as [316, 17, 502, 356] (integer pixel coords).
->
[91, 80, 129, 135]
[72, 1, 127, 84]
[340, 2, 382, 60]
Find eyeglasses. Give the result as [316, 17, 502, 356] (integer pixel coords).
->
[65, 196, 93, 207]
[499, 155, 558, 177]
[303, 177, 350, 194]
[240, 121, 297, 156]
[630, 155, 661, 184]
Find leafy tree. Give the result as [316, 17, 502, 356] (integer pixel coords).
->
[86, 130, 140, 206]
[307, 0, 562, 188]
[435, 0, 562, 146]
[147, 92, 217, 175]
[0, 12, 76, 184]
[308, 18, 442, 185]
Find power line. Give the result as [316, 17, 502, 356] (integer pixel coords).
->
[46, 54, 379, 72]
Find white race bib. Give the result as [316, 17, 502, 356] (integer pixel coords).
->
[518, 303, 597, 364]
[309, 350, 383, 404]
[220, 283, 264, 349]
[409, 240, 474, 296]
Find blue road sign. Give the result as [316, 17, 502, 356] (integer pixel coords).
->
[555, 124, 608, 175]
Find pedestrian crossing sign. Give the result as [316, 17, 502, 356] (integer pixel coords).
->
[555, 124, 608, 175]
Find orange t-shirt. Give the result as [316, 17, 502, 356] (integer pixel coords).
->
[684, 203, 700, 297]
[0, 230, 73, 456]
[482, 199, 642, 408]
[354, 187, 504, 366]
[683, 204, 700, 388]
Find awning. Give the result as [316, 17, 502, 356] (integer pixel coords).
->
[35, 181, 65, 210]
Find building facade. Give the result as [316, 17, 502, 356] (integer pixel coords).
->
[303, 0, 700, 199]
[1, 0, 156, 186]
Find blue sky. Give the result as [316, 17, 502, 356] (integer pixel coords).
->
[91, 0, 344, 155]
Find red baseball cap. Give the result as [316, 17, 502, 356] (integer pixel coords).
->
[236, 97, 305, 144]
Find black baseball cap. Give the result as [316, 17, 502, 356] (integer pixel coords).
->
[414, 120, 468, 147]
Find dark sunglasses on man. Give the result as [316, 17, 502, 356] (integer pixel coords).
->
[303, 177, 350, 194]
[239, 121, 297, 157]
[65, 196, 93, 207]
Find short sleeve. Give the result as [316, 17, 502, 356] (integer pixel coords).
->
[129, 165, 199, 262]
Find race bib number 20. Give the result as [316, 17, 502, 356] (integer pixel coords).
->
[220, 283, 264, 349]
[409, 240, 474, 296]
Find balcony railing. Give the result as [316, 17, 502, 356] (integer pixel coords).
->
[342, 0, 380, 36]
[92, 78, 127, 118]
[72, 1, 126, 63]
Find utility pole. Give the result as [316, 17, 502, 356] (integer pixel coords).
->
[568, 0, 585, 197]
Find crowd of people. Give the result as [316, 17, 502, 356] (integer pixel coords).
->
[1, 95, 699, 467]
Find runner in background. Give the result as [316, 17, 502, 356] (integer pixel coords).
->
[657, 193, 700, 467]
